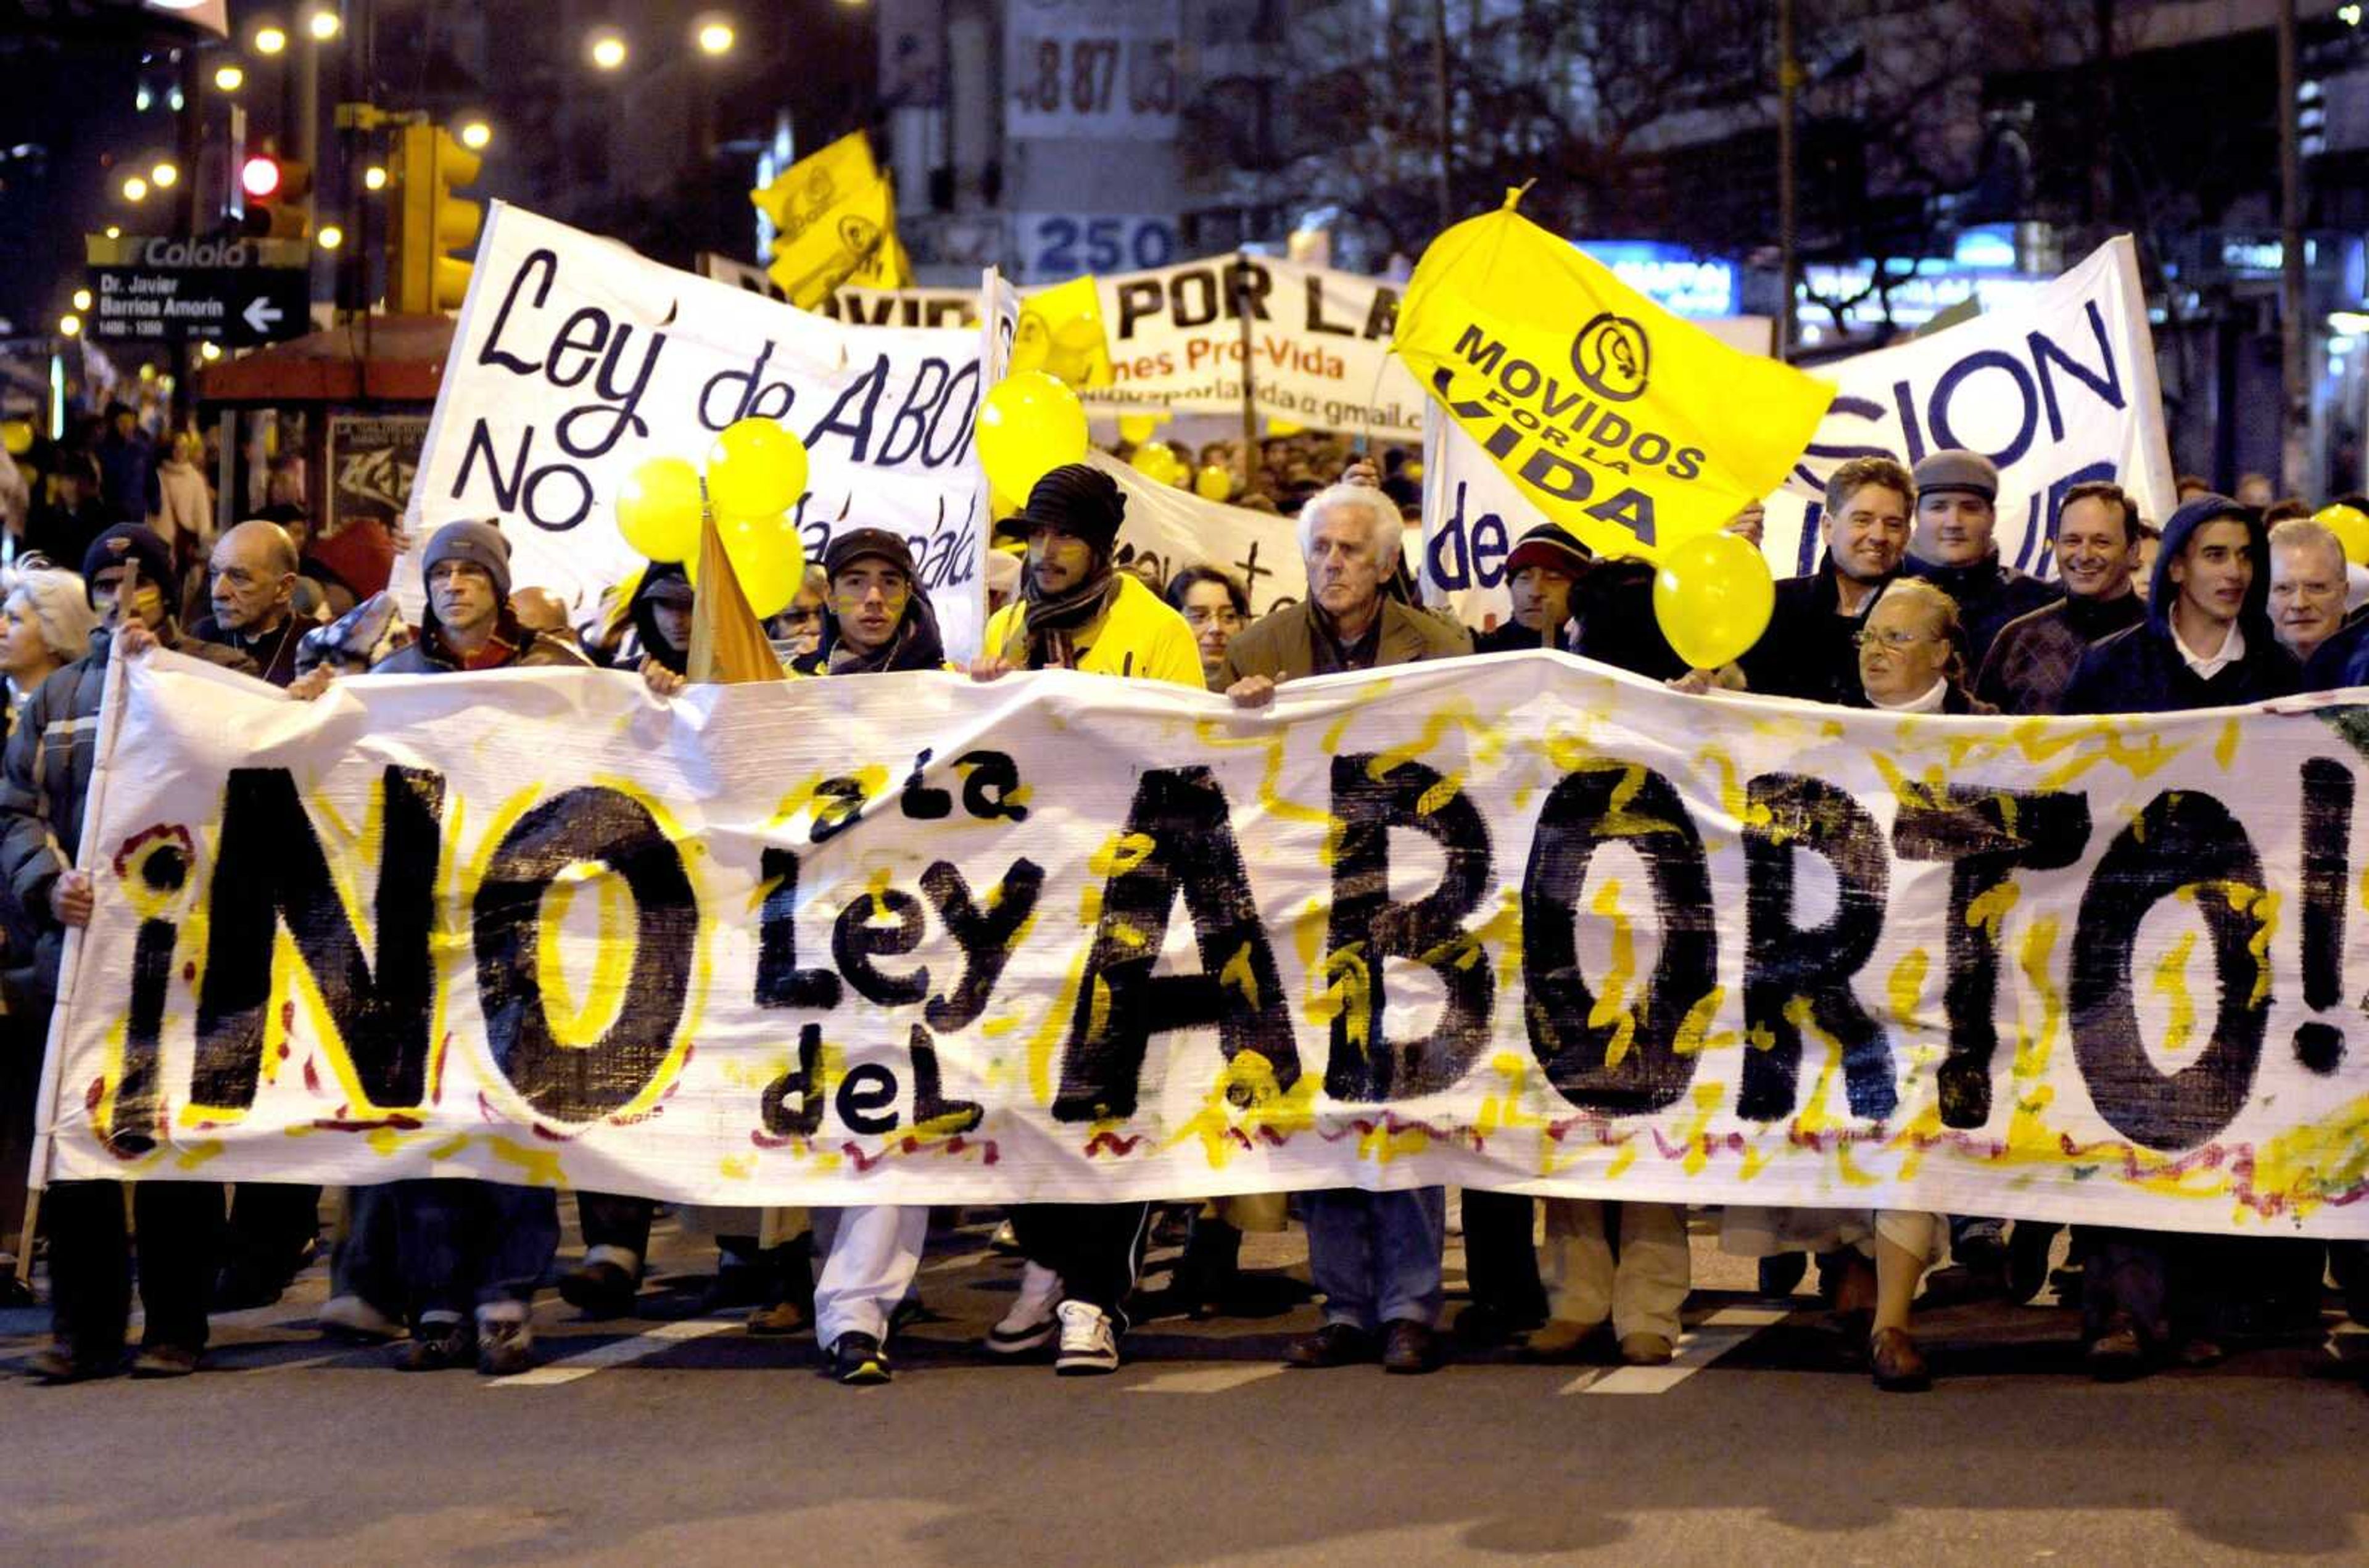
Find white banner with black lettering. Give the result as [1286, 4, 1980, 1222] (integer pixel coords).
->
[413, 205, 993, 658]
[36, 645, 2369, 1239]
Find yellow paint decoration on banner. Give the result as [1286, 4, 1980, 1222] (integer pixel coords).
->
[1394, 190, 1836, 561]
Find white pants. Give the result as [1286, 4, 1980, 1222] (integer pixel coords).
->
[811, 1204, 927, 1348]
[1542, 1199, 1690, 1342]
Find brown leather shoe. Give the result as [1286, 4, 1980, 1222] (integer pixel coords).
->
[2086, 1313, 2151, 1382]
[1618, 1332, 1676, 1367]
[1286, 1322, 1378, 1369]
[1869, 1326, 1930, 1392]
[1381, 1318, 1444, 1375]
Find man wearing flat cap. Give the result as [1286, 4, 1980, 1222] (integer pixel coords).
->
[1901, 448, 2056, 671]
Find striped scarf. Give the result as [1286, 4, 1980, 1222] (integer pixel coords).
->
[1007, 561, 1119, 671]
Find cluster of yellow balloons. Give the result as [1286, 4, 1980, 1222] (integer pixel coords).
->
[614, 416, 810, 618]
[1130, 442, 1189, 487]
[1651, 529, 1774, 671]
[2315, 503, 2369, 566]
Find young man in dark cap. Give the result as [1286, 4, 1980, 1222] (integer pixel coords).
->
[1473, 522, 1590, 654]
[970, 464, 1203, 1376]
[796, 527, 945, 677]
[1901, 448, 2056, 671]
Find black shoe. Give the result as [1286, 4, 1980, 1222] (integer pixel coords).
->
[1869, 1327, 1930, 1393]
[1758, 1253, 1809, 1297]
[396, 1317, 474, 1372]
[2087, 1314, 2151, 1382]
[1382, 1319, 1444, 1375]
[1170, 1221, 1242, 1316]
[557, 1259, 638, 1319]
[1452, 1301, 1543, 1347]
[830, 1331, 893, 1385]
[1286, 1322, 1378, 1369]
[211, 1267, 286, 1313]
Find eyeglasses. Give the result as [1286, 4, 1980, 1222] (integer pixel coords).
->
[1853, 626, 1941, 650]
[780, 606, 825, 624]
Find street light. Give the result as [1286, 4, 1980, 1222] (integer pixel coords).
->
[363, 163, 387, 191]
[318, 223, 344, 250]
[201, 342, 223, 362]
[151, 160, 178, 188]
[695, 16, 735, 54]
[256, 23, 287, 54]
[103, 225, 120, 239]
[72, 289, 92, 312]
[589, 31, 628, 70]
[307, 9, 340, 40]
[59, 314, 81, 337]
[214, 62, 245, 92]
[122, 175, 149, 202]
[458, 118, 492, 151]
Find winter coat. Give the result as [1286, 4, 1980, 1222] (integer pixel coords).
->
[1901, 551, 2059, 672]
[1220, 595, 1472, 685]
[1737, 556, 1898, 706]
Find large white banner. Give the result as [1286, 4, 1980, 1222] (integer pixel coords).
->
[39, 646, 2369, 1239]
[1423, 241, 2173, 623]
[1094, 452, 1307, 616]
[413, 206, 994, 658]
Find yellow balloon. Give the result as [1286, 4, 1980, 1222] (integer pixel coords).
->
[1130, 443, 1172, 478]
[1117, 412, 1163, 445]
[615, 456, 704, 563]
[707, 418, 810, 521]
[1404, 460, 1424, 482]
[0, 419, 31, 457]
[1194, 463, 1235, 503]
[2315, 503, 2369, 567]
[724, 510, 808, 619]
[1267, 418, 1304, 437]
[1652, 530, 1775, 671]
[975, 371, 1088, 501]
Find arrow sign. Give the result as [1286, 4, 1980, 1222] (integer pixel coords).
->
[243, 296, 285, 334]
[83, 241, 310, 348]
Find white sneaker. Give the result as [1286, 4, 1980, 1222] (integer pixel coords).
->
[1054, 1300, 1118, 1376]
[986, 1261, 1062, 1355]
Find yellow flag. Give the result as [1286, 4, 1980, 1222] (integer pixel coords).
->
[1395, 195, 1835, 560]
[753, 133, 910, 309]
[1012, 275, 1113, 389]
[688, 513, 785, 685]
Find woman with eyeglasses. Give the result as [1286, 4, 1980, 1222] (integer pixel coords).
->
[1854, 579, 1997, 716]
[1164, 564, 1250, 691]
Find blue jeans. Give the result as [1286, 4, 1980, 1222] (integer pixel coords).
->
[393, 1179, 558, 1322]
[1305, 1187, 1445, 1332]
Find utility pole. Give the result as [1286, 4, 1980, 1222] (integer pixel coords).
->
[1776, 0, 1800, 363]
[2278, 0, 2309, 495]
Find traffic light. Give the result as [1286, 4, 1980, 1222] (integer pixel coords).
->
[239, 151, 313, 240]
[391, 122, 482, 313]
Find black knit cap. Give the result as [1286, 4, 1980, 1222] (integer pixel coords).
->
[1015, 463, 1127, 553]
[1503, 521, 1593, 579]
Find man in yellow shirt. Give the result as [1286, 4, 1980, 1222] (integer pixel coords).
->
[969, 463, 1202, 1375]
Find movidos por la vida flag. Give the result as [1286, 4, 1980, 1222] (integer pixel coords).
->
[750, 131, 914, 308]
[403, 204, 996, 660]
[1394, 191, 1838, 561]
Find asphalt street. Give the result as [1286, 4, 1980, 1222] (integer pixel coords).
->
[1, 1206, 2364, 1567]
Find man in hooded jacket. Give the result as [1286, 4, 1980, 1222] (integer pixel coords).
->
[2060, 494, 2298, 1379]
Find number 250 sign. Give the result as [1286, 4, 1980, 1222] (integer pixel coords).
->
[1005, 1, 1181, 141]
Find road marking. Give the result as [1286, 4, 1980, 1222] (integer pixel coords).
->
[490, 1316, 741, 1387]
[1583, 1305, 1787, 1395]
[1125, 1363, 1288, 1394]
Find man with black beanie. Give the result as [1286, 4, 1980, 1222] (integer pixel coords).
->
[969, 464, 1203, 1376]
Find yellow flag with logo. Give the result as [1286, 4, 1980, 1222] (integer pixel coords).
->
[1395, 195, 1835, 560]
[752, 133, 913, 309]
[1011, 275, 1114, 389]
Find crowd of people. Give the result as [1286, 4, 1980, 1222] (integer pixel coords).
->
[0, 397, 2362, 1398]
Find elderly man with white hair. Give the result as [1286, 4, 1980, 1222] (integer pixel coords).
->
[1220, 482, 1471, 1374]
[2268, 516, 2350, 668]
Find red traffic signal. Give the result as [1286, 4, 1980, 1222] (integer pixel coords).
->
[241, 154, 283, 200]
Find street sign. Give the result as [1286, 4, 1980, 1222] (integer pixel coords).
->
[81, 234, 312, 347]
